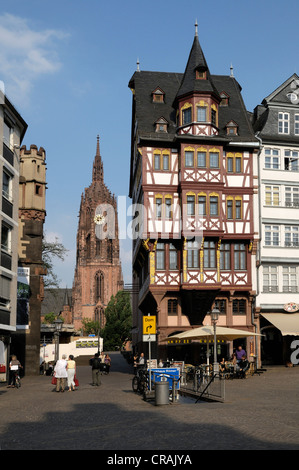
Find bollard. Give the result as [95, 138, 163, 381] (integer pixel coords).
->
[154, 380, 169, 405]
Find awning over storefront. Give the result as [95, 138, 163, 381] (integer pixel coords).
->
[261, 313, 299, 336]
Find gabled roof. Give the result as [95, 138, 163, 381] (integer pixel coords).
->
[262, 73, 299, 105]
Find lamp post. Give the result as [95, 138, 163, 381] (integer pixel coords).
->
[211, 307, 220, 374]
[53, 317, 63, 362]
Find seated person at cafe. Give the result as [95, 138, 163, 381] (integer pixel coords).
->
[219, 358, 227, 373]
[237, 355, 249, 378]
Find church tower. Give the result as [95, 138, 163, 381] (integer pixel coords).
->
[72, 136, 123, 331]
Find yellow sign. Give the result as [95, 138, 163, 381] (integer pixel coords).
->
[143, 315, 156, 335]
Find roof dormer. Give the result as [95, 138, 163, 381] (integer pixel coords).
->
[152, 87, 165, 103]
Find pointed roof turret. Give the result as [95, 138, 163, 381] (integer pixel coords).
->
[175, 22, 220, 101]
[92, 135, 104, 182]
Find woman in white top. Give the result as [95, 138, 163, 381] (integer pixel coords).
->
[67, 355, 76, 391]
[54, 354, 68, 392]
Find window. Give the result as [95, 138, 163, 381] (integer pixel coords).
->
[214, 299, 227, 314]
[196, 70, 206, 80]
[182, 106, 192, 125]
[187, 194, 195, 216]
[220, 243, 231, 270]
[227, 199, 233, 219]
[278, 112, 289, 134]
[265, 225, 279, 246]
[3, 121, 12, 148]
[209, 152, 219, 168]
[295, 115, 299, 135]
[219, 92, 229, 107]
[283, 266, 298, 293]
[185, 150, 194, 167]
[285, 226, 299, 247]
[265, 148, 280, 169]
[198, 194, 206, 216]
[187, 240, 199, 268]
[197, 106, 207, 122]
[211, 108, 217, 126]
[155, 197, 162, 219]
[204, 240, 216, 268]
[2, 170, 12, 201]
[197, 151, 206, 168]
[285, 186, 299, 207]
[233, 299, 246, 314]
[168, 299, 178, 315]
[154, 152, 161, 170]
[209, 195, 219, 216]
[163, 153, 169, 170]
[263, 265, 278, 292]
[265, 185, 280, 206]
[1, 223, 11, 252]
[227, 153, 242, 173]
[95, 271, 104, 301]
[156, 243, 165, 270]
[169, 243, 178, 270]
[284, 150, 299, 171]
[152, 88, 164, 103]
[234, 243, 246, 270]
[165, 197, 172, 219]
[226, 196, 243, 220]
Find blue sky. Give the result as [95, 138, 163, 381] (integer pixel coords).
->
[1, 0, 298, 288]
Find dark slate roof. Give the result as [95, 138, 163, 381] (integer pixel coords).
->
[41, 288, 72, 316]
[175, 34, 220, 100]
[129, 70, 256, 143]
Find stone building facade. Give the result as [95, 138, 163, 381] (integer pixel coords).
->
[72, 137, 123, 332]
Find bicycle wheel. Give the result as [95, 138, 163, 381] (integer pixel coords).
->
[15, 376, 21, 388]
[132, 376, 138, 393]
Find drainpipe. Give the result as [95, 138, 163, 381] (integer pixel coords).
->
[253, 131, 263, 368]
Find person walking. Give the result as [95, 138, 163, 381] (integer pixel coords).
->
[54, 354, 68, 392]
[90, 352, 101, 386]
[67, 355, 76, 391]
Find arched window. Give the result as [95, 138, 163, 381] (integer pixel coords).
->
[95, 271, 104, 302]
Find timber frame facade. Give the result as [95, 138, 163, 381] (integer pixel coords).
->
[129, 27, 260, 362]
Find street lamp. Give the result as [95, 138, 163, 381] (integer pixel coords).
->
[53, 317, 63, 362]
[211, 307, 220, 374]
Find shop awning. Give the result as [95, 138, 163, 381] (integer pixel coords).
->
[261, 313, 299, 336]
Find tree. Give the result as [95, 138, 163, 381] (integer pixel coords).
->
[102, 290, 132, 350]
[81, 318, 102, 336]
[42, 237, 68, 288]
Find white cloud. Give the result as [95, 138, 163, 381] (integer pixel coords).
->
[0, 13, 68, 105]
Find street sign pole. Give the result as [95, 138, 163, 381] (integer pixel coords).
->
[148, 327, 152, 391]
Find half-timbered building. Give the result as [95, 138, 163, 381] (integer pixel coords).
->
[129, 26, 260, 362]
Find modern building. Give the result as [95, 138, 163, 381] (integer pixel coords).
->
[128, 25, 260, 363]
[0, 89, 27, 379]
[72, 136, 123, 332]
[252, 73, 299, 364]
[16, 144, 47, 375]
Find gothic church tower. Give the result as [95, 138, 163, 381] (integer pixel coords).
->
[72, 136, 123, 331]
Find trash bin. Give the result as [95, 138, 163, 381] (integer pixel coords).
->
[155, 381, 169, 405]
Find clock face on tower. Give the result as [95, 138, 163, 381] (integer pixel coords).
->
[94, 214, 105, 225]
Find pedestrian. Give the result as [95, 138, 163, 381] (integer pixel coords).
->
[54, 354, 68, 392]
[7, 355, 22, 388]
[67, 355, 76, 391]
[236, 345, 247, 364]
[90, 352, 101, 386]
[104, 354, 111, 374]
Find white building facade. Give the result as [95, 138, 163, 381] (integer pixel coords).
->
[253, 74, 299, 364]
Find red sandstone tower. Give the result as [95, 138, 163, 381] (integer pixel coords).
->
[72, 136, 123, 331]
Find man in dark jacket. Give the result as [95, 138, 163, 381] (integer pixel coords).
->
[90, 353, 101, 386]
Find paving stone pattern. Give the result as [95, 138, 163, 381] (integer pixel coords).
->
[0, 352, 299, 450]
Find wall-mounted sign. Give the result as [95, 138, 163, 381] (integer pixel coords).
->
[284, 302, 299, 313]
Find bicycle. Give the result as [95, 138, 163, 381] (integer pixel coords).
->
[132, 367, 149, 395]
[14, 370, 21, 388]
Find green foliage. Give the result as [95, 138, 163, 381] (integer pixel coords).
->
[43, 312, 56, 324]
[102, 290, 132, 350]
[81, 318, 102, 336]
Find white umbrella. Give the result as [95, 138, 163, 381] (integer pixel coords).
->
[169, 325, 262, 365]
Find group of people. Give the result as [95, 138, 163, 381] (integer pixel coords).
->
[53, 354, 77, 392]
[219, 346, 250, 379]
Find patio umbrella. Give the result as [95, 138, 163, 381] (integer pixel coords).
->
[169, 325, 262, 365]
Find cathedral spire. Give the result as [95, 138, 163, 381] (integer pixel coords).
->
[93, 135, 104, 182]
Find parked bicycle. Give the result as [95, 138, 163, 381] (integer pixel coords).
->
[132, 367, 149, 395]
